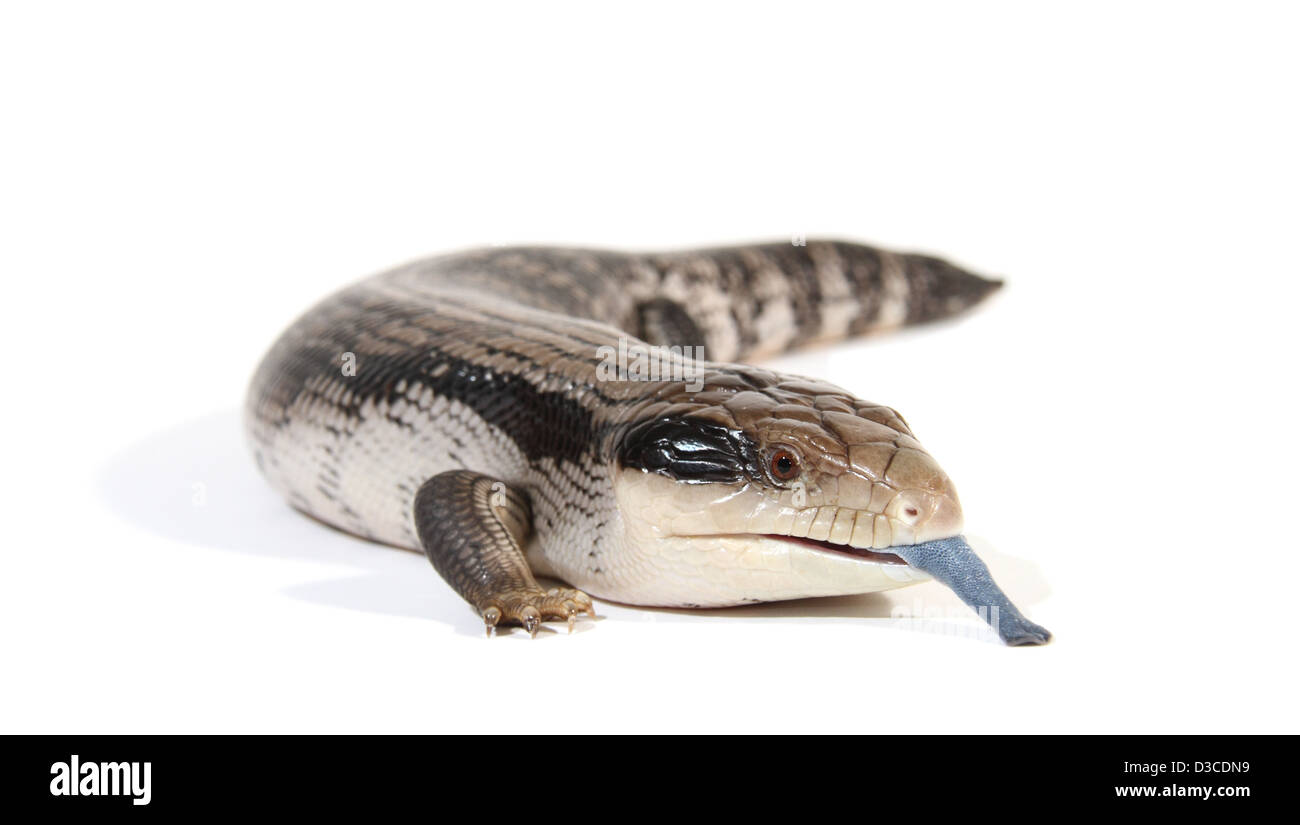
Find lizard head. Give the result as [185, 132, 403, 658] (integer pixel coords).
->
[605, 369, 964, 607]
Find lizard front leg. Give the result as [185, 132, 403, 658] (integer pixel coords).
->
[414, 470, 596, 637]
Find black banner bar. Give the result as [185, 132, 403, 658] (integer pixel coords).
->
[0, 735, 1276, 814]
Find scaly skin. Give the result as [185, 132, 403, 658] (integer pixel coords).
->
[246, 240, 1049, 644]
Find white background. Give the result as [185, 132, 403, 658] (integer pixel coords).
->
[2, 2, 1297, 733]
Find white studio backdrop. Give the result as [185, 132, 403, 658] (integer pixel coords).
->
[1, 2, 1296, 732]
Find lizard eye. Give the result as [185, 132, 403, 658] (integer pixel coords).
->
[769, 448, 800, 482]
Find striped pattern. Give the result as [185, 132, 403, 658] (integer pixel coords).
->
[245, 240, 1000, 608]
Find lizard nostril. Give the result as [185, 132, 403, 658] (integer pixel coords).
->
[904, 507, 919, 518]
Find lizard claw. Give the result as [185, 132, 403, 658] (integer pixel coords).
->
[483, 606, 502, 637]
[521, 607, 542, 638]
[573, 591, 597, 619]
[478, 586, 596, 637]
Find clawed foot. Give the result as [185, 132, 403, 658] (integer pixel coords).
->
[479, 587, 598, 638]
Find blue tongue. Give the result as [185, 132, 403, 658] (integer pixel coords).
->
[890, 535, 1052, 646]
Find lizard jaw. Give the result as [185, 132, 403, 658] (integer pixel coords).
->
[759, 534, 909, 565]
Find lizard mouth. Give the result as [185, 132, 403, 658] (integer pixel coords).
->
[761, 534, 908, 565]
